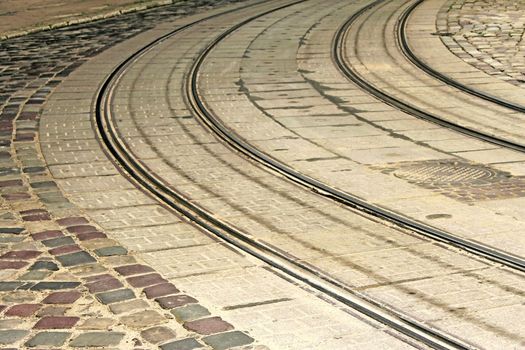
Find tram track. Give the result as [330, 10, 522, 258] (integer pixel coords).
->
[185, 0, 525, 273]
[93, 0, 483, 348]
[335, 0, 525, 153]
[398, 0, 525, 115]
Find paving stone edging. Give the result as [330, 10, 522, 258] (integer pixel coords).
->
[0, 0, 184, 41]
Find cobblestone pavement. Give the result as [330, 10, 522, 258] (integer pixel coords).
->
[2, 0, 525, 348]
[0, 1, 271, 349]
[438, 0, 525, 87]
[0, 0, 183, 39]
[38, 0, 525, 348]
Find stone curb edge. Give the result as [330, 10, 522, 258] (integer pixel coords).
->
[0, 0, 184, 41]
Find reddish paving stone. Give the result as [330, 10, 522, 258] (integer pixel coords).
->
[56, 217, 89, 226]
[0, 305, 6, 313]
[33, 316, 79, 329]
[156, 295, 197, 310]
[23, 213, 51, 221]
[20, 209, 47, 215]
[115, 264, 154, 276]
[32, 230, 63, 241]
[66, 225, 97, 234]
[76, 231, 107, 241]
[0, 250, 41, 260]
[127, 273, 167, 288]
[143, 283, 179, 299]
[87, 278, 123, 293]
[5, 303, 42, 317]
[183, 317, 233, 335]
[42, 291, 81, 304]
[0, 260, 28, 269]
[48, 244, 81, 256]
[15, 133, 35, 141]
[0, 179, 22, 187]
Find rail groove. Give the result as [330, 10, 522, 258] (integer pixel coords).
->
[94, 0, 476, 349]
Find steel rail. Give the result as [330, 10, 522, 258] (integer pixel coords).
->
[398, 0, 525, 114]
[185, 0, 525, 273]
[328, 0, 525, 270]
[95, 1, 474, 349]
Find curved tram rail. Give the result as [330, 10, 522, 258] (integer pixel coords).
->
[95, 0, 477, 349]
[330, 0, 525, 270]
[398, 0, 525, 114]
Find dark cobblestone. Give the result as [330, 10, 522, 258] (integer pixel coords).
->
[202, 331, 254, 350]
[161, 338, 203, 350]
[171, 304, 211, 322]
[56, 251, 96, 267]
[96, 289, 135, 305]
[69, 331, 124, 347]
[25, 331, 71, 347]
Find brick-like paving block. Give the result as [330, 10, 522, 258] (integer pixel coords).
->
[5, 303, 41, 317]
[119, 310, 165, 329]
[0, 260, 28, 269]
[94, 246, 127, 257]
[96, 289, 135, 304]
[70, 332, 124, 347]
[183, 317, 233, 335]
[87, 277, 123, 293]
[30, 261, 59, 271]
[160, 338, 203, 350]
[42, 236, 75, 248]
[202, 331, 254, 350]
[32, 230, 63, 241]
[0, 282, 24, 291]
[42, 291, 81, 304]
[25, 331, 71, 347]
[48, 244, 81, 256]
[109, 299, 149, 314]
[143, 283, 179, 299]
[127, 273, 167, 288]
[0, 329, 28, 345]
[33, 316, 79, 329]
[141, 325, 176, 344]
[115, 264, 154, 276]
[0, 250, 41, 260]
[171, 304, 210, 322]
[56, 251, 96, 267]
[156, 295, 197, 310]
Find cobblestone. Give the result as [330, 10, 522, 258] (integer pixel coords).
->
[202, 331, 255, 350]
[160, 338, 204, 350]
[440, 0, 525, 87]
[69, 331, 125, 347]
[25, 331, 71, 347]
